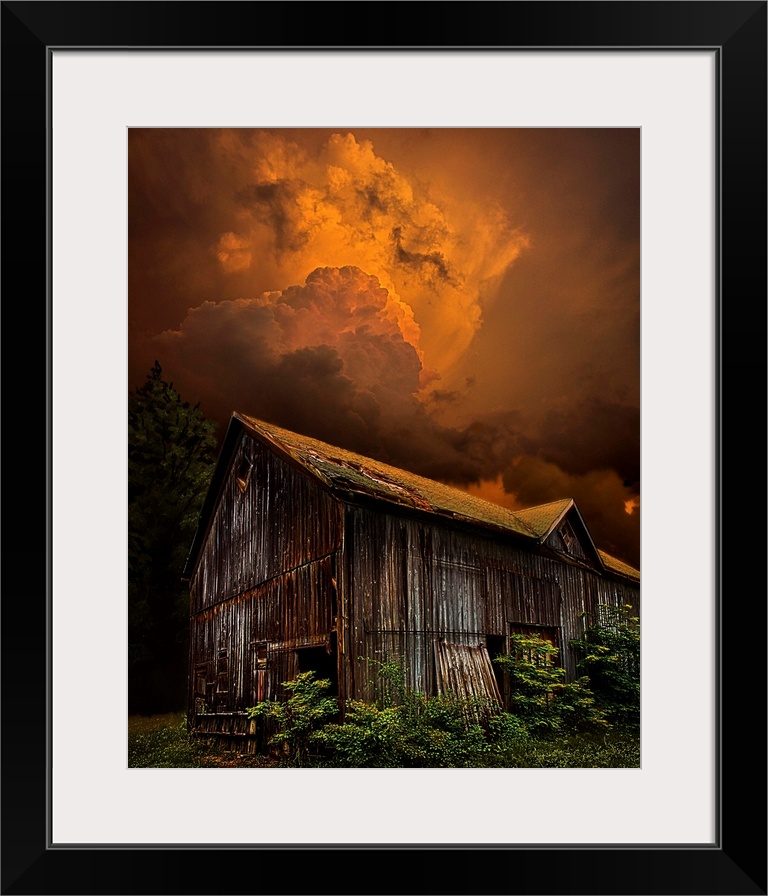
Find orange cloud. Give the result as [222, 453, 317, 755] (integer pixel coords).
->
[216, 132, 528, 375]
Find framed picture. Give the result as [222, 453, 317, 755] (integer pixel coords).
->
[3, 2, 765, 894]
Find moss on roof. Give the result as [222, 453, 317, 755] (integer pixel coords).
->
[238, 413, 536, 538]
[512, 499, 573, 538]
[597, 550, 641, 582]
[236, 413, 639, 581]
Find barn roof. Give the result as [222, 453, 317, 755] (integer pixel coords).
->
[513, 498, 574, 539]
[597, 550, 641, 580]
[183, 412, 640, 582]
[236, 412, 537, 539]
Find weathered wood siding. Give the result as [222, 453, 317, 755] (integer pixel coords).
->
[189, 433, 341, 740]
[190, 434, 341, 612]
[192, 556, 337, 699]
[342, 505, 639, 703]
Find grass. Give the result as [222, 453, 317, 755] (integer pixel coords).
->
[128, 712, 275, 768]
[484, 729, 640, 768]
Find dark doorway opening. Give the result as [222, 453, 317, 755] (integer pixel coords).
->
[296, 639, 338, 696]
[486, 635, 507, 707]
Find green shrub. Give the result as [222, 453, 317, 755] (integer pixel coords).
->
[570, 604, 640, 729]
[312, 699, 403, 767]
[317, 694, 491, 768]
[313, 659, 492, 768]
[493, 634, 610, 737]
[239, 646, 635, 768]
[245, 671, 339, 766]
[126, 706, 637, 769]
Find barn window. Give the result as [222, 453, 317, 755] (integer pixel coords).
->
[559, 520, 576, 554]
[195, 664, 208, 697]
[508, 624, 560, 665]
[250, 642, 269, 703]
[216, 649, 229, 692]
[194, 663, 209, 714]
[255, 642, 267, 669]
[235, 457, 252, 493]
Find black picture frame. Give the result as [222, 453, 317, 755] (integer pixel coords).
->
[2, 3, 765, 894]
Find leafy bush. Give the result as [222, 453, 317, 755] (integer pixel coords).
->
[245, 671, 339, 766]
[493, 634, 609, 737]
[312, 660, 493, 767]
[127, 706, 638, 769]
[315, 693, 492, 768]
[312, 699, 402, 767]
[570, 604, 640, 729]
[239, 639, 636, 768]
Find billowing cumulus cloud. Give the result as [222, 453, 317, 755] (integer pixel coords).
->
[152, 265, 523, 480]
[214, 131, 528, 372]
[130, 128, 640, 568]
[148, 261, 639, 568]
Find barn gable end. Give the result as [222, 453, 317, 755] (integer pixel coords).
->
[515, 499, 604, 571]
[188, 425, 341, 612]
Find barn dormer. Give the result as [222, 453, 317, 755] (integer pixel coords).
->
[515, 498, 603, 571]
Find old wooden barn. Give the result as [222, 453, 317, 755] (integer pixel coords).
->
[184, 412, 640, 748]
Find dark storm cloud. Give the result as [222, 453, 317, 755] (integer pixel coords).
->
[148, 264, 528, 495]
[429, 389, 462, 404]
[355, 172, 404, 218]
[522, 398, 640, 488]
[237, 180, 312, 253]
[145, 273, 641, 567]
[257, 345, 378, 452]
[502, 455, 640, 569]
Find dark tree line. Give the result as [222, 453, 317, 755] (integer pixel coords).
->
[128, 362, 218, 714]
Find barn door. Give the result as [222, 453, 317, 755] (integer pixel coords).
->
[295, 638, 338, 696]
[194, 663, 212, 715]
[250, 642, 268, 703]
[433, 640, 502, 712]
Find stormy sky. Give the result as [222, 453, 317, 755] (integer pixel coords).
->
[129, 128, 640, 568]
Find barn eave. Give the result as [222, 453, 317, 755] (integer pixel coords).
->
[184, 412, 639, 585]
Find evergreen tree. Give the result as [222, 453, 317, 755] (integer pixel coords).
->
[128, 362, 218, 714]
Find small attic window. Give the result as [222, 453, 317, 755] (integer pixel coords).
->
[235, 457, 252, 493]
[560, 519, 576, 553]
